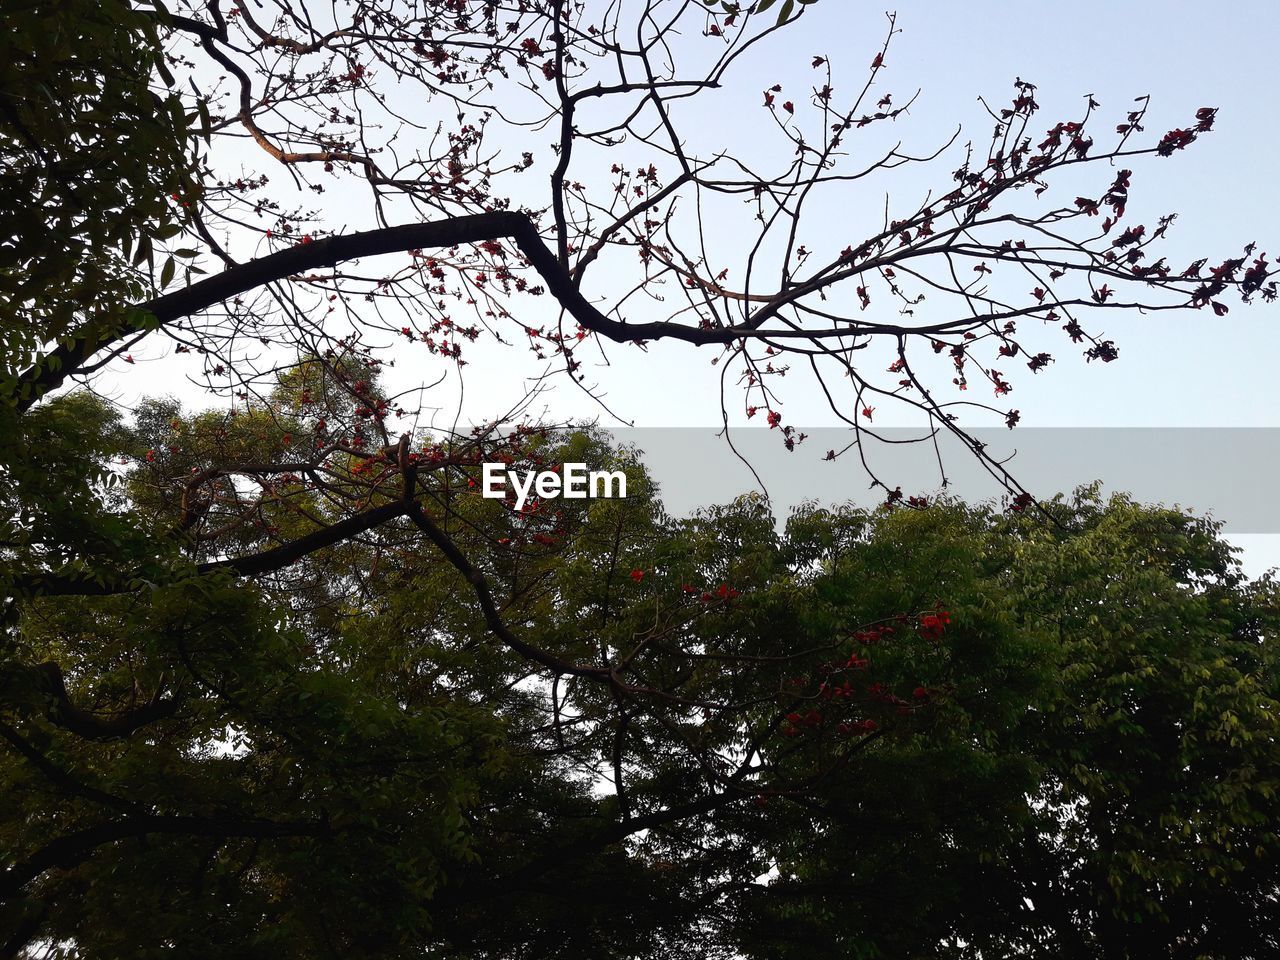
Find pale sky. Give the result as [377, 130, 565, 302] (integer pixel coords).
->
[100, 1, 1280, 572]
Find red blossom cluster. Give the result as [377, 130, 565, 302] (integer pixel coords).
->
[917, 608, 951, 641]
[680, 582, 741, 606]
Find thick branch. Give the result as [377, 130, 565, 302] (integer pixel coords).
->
[27, 662, 178, 742]
[0, 719, 137, 809]
[14, 211, 805, 412]
[14, 500, 413, 597]
[491, 789, 736, 894]
[199, 499, 410, 577]
[1, 814, 327, 899]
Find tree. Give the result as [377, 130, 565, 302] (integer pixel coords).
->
[737, 490, 1280, 959]
[3, 1, 1279, 956]
[0, 0, 201, 392]
[4, 386, 1279, 955]
[7, 3, 1275, 475]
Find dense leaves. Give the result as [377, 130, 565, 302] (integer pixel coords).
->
[2, 389, 1278, 956]
[0, 0, 201, 399]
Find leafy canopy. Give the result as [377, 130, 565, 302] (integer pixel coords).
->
[2, 386, 1278, 958]
[2, 1, 1279, 956]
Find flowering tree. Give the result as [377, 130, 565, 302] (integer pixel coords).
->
[3, 0, 1279, 955]
[12, 2, 1275, 482]
[5, 394, 1279, 956]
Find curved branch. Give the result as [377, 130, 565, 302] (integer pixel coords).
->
[14, 211, 743, 411]
[14, 500, 413, 596]
[1, 814, 327, 899]
[0, 719, 138, 808]
[24, 662, 179, 742]
[404, 501, 610, 681]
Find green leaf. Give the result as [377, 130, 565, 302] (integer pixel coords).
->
[132, 233, 151, 268]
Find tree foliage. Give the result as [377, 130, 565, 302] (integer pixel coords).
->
[0, 0, 202, 391]
[2, 382, 1278, 956]
[2, 1, 1279, 956]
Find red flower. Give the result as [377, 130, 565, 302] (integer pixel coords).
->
[1156, 127, 1197, 156]
[919, 609, 952, 640]
[1027, 352, 1053, 373]
[1010, 491, 1036, 512]
[630, 568, 645, 583]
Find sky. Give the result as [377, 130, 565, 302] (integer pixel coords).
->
[598, 0, 1280, 432]
[107, 0, 1280, 572]
[738, 1, 1280, 571]
[607, 0, 1280, 572]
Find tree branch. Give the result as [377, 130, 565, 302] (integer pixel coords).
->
[13, 210, 846, 412]
[1, 814, 327, 899]
[23, 662, 179, 742]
